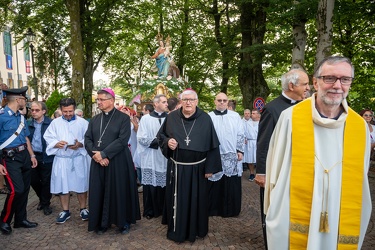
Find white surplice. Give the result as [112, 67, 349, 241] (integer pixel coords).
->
[208, 110, 245, 181]
[44, 116, 90, 194]
[243, 118, 258, 163]
[136, 114, 167, 187]
[264, 95, 372, 250]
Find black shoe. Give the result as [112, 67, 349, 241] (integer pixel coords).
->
[96, 227, 107, 235]
[43, 206, 52, 215]
[0, 222, 12, 235]
[248, 174, 255, 182]
[37, 203, 44, 210]
[119, 224, 130, 234]
[145, 215, 153, 220]
[13, 220, 38, 228]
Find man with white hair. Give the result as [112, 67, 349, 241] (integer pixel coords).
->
[255, 68, 310, 249]
[157, 89, 222, 243]
[74, 109, 84, 118]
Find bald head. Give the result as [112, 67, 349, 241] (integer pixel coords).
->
[214, 92, 228, 111]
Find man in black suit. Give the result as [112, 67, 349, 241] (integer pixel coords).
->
[255, 69, 310, 249]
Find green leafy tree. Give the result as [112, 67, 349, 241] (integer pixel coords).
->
[4, 0, 375, 115]
[45, 89, 66, 117]
[332, 0, 375, 112]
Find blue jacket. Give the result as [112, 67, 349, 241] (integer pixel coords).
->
[27, 116, 55, 164]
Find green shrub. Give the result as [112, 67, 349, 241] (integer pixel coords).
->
[45, 90, 66, 117]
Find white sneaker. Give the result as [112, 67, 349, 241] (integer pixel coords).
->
[80, 208, 89, 221]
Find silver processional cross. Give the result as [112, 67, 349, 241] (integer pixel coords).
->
[184, 136, 191, 146]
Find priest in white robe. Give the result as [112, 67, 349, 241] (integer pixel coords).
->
[208, 92, 245, 217]
[264, 56, 371, 250]
[137, 94, 168, 219]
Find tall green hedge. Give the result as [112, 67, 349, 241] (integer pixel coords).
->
[45, 90, 66, 117]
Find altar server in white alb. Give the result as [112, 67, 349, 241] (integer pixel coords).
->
[264, 56, 371, 250]
[44, 98, 90, 224]
[243, 109, 260, 181]
[208, 92, 245, 217]
[137, 94, 168, 219]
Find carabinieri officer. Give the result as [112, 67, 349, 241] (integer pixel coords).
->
[0, 86, 38, 235]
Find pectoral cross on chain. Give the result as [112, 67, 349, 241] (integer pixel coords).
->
[98, 140, 102, 147]
[181, 118, 196, 147]
[185, 136, 191, 146]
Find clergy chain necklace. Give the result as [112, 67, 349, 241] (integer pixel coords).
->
[98, 109, 116, 147]
[315, 154, 342, 233]
[181, 118, 196, 146]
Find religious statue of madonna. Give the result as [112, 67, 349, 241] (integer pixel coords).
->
[150, 33, 180, 80]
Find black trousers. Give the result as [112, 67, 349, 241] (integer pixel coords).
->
[143, 185, 165, 218]
[1, 150, 32, 224]
[30, 154, 52, 207]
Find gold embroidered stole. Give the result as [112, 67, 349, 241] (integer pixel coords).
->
[290, 98, 365, 249]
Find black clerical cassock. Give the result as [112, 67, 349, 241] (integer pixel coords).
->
[85, 108, 141, 232]
[157, 107, 222, 243]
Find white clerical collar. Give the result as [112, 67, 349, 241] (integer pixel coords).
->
[155, 110, 164, 116]
[104, 108, 116, 116]
[282, 92, 298, 103]
[213, 109, 227, 115]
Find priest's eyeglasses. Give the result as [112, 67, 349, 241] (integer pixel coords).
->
[181, 98, 197, 103]
[317, 75, 353, 86]
[216, 99, 228, 103]
[96, 98, 111, 102]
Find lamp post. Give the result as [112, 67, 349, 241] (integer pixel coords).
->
[26, 28, 38, 100]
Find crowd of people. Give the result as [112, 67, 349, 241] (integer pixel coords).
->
[0, 55, 373, 249]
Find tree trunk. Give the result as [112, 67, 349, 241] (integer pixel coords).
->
[177, 0, 189, 77]
[238, 0, 269, 110]
[84, 53, 93, 118]
[315, 0, 335, 69]
[212, 0, 232, 94]
[292, 21, 307, 69]
[65, 0, 85, 104]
